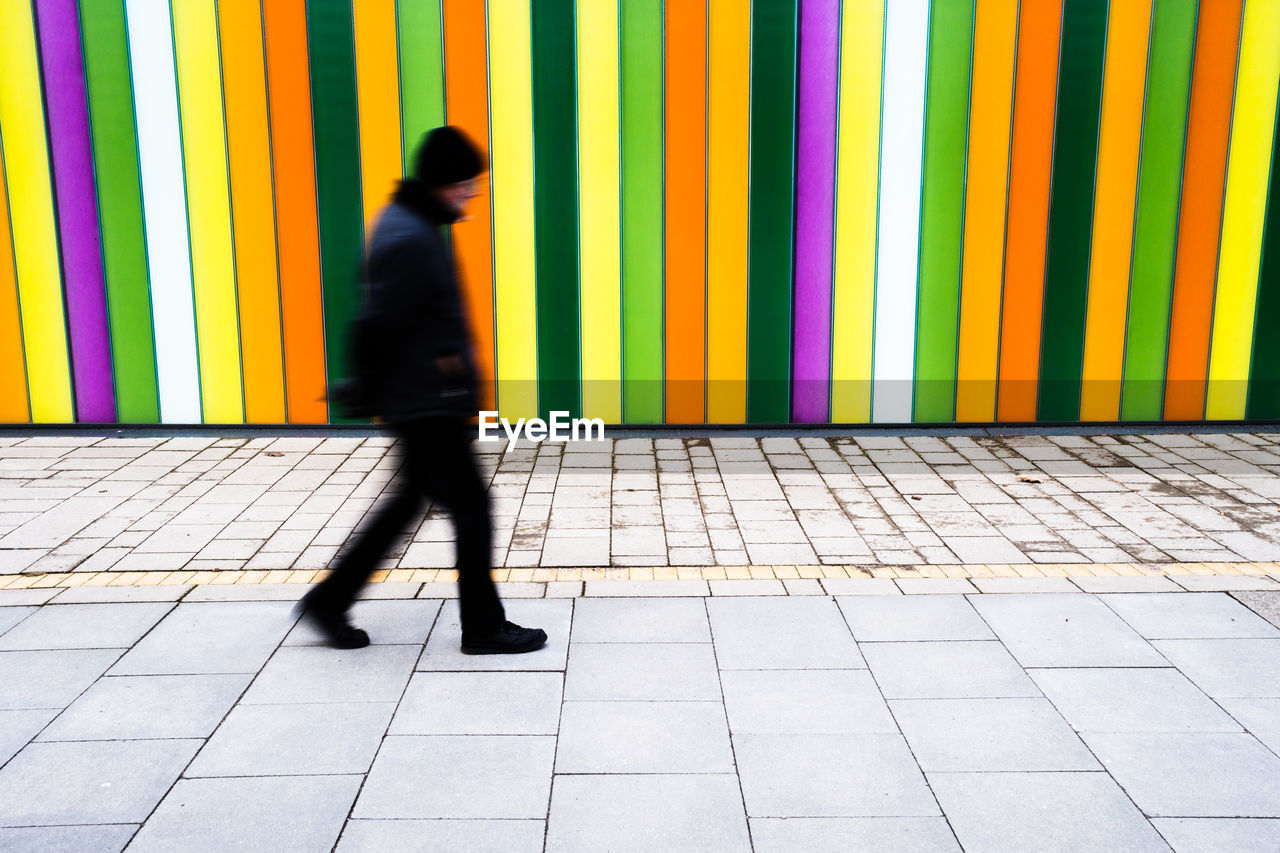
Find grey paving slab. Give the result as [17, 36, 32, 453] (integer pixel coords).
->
[819, 577, 901, 595]
[127, 775, 362, 853]
[187, 701, 394, 776]
[337, 819, 546, 853]
[707, 597, 863, 669]
[0, 709, 55, 765]
[838, 594, 994, 642]
[0, 738, 199, 826]
[0, 825, 137, 853]
[1152, 818, 1280, 853]
[570, 596, 710, 643]
[1154, 639, 1280, 698]
[0, 606, 33, 637]
[862, 641, 1040, 699]
[0, 648, 121, 710]
[0, 602, 170, 650]
[183, 583, 309, 601]
[110, 602, 297, 675]
[929, 771, 1170, 853]
[1102, 592, 1280, 639]
[734, 734, 938, 818]
[285, 599, 441, 646]
[243, 645, 419, 704]
[354, 735, 555, 819]
[971, 577, 1079, 594]
[709, 578, 786, 595]
[390, 672, 562, 735]
[896, 577, 979, 595]
[584, 579, 711, 597]
[1216, 697, 1280, 754]
[1174, 575, 1279, 591]
[1084, 732, 1280, 817]
[1032, 668, 1243, 733]
[39, 673, 251, 741]
[564, 642, 721, 701]
[0, 589, 59, 606]
[1072, 575, 1184, 593]
[546, 774, 750, 853]
[750, 817, 960, 853]
[556, 701, 734, 773]
[417, 599, 571, 671]
[720, 669, 897, 734]
[51, 584, 191, 603]
[970, 593, 1167, 667]
[1232, 590, 1280, 630]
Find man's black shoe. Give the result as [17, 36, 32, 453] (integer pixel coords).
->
[296, 590, 370, 650]
[461, 621, 547, 655]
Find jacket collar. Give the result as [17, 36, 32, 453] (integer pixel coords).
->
[393, 179, 460, 226]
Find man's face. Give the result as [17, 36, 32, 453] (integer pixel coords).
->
[438, 178, 481, 220]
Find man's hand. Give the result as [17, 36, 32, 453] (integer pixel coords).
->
[435, 354, 466, 378]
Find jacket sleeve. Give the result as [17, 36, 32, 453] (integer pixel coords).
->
[365, 226, 470, 362]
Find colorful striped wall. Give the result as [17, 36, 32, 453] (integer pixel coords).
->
[2, 0, 1279, 426]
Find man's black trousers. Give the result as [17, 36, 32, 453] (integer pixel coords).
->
[310, 417, 505, 636]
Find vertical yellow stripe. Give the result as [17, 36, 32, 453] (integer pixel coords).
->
[1080, 0, 1152, 421]
[0, 2, 73, 422]
[1206, 0, 1280, 420]
[830, 0, 884, 423]
[172, 0, 243, 423]
[577, 0, 622, 424]
[490, 0, 538, 420]
[354, 0, 404, 232]
[707, 0, 750, 423]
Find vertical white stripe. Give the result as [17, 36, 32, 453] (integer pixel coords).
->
[872, 0, 929, 423]
[126, 0, 201, 423]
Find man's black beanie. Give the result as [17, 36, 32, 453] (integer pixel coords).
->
[414, 126, 487, 187]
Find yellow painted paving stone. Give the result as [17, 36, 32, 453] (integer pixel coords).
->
[1207, 562, 1243, 575]
[30, 573, 69, 588]
[653, 567, 678, 581]
[556, 569, 583, 581]
[869, 567, 898, 578]
[1039, 565, 1071, 577]
[509, 569, 535, 582]
[532, 568, 555, 582]
[261, 570, 291, 584]
[237, 571, 268, 584]
[747, 566, 773, 580]
[773, 565, 800, 579]
[210, 571, 243, 585]
[409, 570, 436, 583]
[58, 573, 92, 587]
[725, 566, 752, 580]
[940, 565, 970, 578]
[677, 567, 703, 580]
[967, 564, 995, 578]
[703, 567, 727, 580]
[1241, 563, 1270, 575]
[108, 572, 145, 586]
[822, 566, 852, 579]
[985, 564, 1016, 578]
[603, 568, 629, 580]
[798, 565, 825, 579]
[1185, 563, 1214, 575]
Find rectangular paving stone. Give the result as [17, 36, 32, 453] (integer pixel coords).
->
[546, 774, 750, 853]
[1152, 817, 1280, 852]
[709, 579, 786, 596]
[895, 578, 979, 595]
[337, 820, 545, 853]
[0, 825, 136, 853]
[40, 673, 251, 741]
[1174, 575, 1280, 592]
[971, 577, 1079, 594]
[1084, 732, 1280, 817]
[0, 602, 170, 650]
[750, 817, 960, 853]
[565, 642, 721, 701]
[417, 599, 571, 671]
[187, 701, 394, 776]
[571, 597, 710, 643]
[0, 589, 60, 606]
[819, 577, 900, 595]
[0, 605, 33, 637]
[0, 648, 121, 710]
[183, 583, 309, 602]
[734, 733, 938, 818]
[1154, 639, 1280, 698]
[1032, 668, 1243, 734]
[862, 641, 1040, 699]
[708, 597, 863, 669]
[355, 735, 555, 819]
[243, 645, 419, 704]
[285, 599, 441, 647]
[0, 709, 55, 765]
[111, 602, 297, 675]
[128, 775, 361, 853]
[970, 594, 1166, 667]
[51, 585, 191, 603]
[0, 738, 199, 826]
[929, 771, 1169, 853]
[556, 701, 734, 773]
[390, 672, 562, 735]
[1216, 697, 1280, 755]
[1103, 592, 1279, 639]
[1070, 575, 1183, 594]
[584, 580, 710, 597]
[839, 595, 993, 642]
[720, 669, 897, 734]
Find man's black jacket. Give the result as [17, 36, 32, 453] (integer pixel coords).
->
[348, 184, 477, 423]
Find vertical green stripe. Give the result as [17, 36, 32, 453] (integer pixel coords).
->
[1246, 107, 1280, 419]
[532, 0, 582, 419]
[397, 0, 445, 173]
[747, 0, 798, 424]
[307, 0, 365, 423]
[1120, 0, 1196, 421]
[78, 0, 159, 423]
[914, 0, 975, 423]
[1037, 0, 1107, 421]
[620, 0, 663, 422]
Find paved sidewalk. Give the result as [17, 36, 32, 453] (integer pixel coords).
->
[1, 583, 1279, 851]
[2, 431, 1280, 583]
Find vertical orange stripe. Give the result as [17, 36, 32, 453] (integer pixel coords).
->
[220, 0, 285, 423]
[263, 0, 327, 423]
[354, 0, 403, 231]
[956, 0, 1018, 423]
[1079, 0, 1152, 421]
[442, 0, 495, 411]
[1163, 0, 1242, 420]
[665, 0, 707, 423]
[0, 152, 30, 422]
[996, 0, 1061, 422]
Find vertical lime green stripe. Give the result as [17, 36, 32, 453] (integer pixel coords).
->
[914, 0, 975, 423]
[577, 0, 622, 424]
[620, 0, 663, 422]
[1119, 0, 1196, 422]
[79, 0, 159, 423]
[1246, 105, 1280, 420]
[172, 0, 244, 423]
[490, 0, 538, 420]
[307, 0, 366, 423]
[0, 1, 74, 422]
[1036, 0, 1107, 422]
[1206, 0, 1280, 419]
[830, 0, 884, 424]
[398, 0, 445, 174]
[746, 0, 798, 424]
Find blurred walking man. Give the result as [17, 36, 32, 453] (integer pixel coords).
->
[300, 127, 546, 655]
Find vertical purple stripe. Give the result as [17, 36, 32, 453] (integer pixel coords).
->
[35, 0, 116, 422]
[790, 0, 840, 423]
